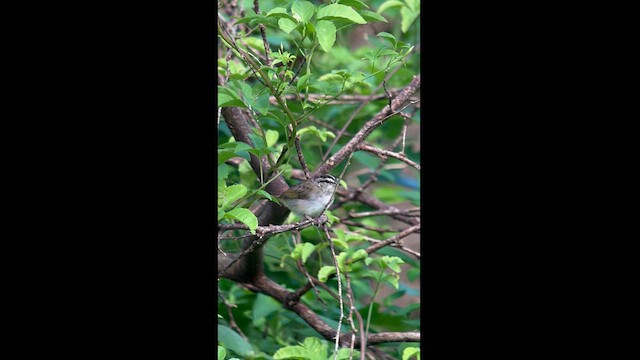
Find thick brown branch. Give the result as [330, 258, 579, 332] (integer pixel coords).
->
[219, 107, 291, 281]
[313, 75, 420, 177]
[247, 273, 420, 348]
[366, 331, 420, 345]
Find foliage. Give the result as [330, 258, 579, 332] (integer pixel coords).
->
[218, 0, 420, 358]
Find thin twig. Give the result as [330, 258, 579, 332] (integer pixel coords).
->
[364, 225, 421, 255]
[345, 273, 366, 360]
[321, 222, 344, 356]
[253, 0, 271, 66]
[295, 135, 311, 179]
[218, 291, 247, 339]
[348, 208, 420, 219]
[313, 75, 420, 178]
[358, 144, 421, 171]
[321, 66, 408, 163]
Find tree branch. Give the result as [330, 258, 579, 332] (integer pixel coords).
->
[313, 75, 420, 177]
[358, 144, 421, 172]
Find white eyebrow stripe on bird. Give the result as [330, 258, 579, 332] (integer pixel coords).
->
[316, 175, 337, 184]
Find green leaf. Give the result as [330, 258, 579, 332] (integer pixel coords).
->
[404, 0, 420, 12]
[253, 93, 270, 115]
[325, 210, 340, 224]
[247, 133, 266, 150]
[315, 20, 337, 53]
[224, 208, 258, 234]
[403, 347, 421, 360]
[265, 129, 279, 147]
[331, 238, 348, 250]
[217, 92, 245, 108]
[332, 348, 361, 360]
[278, 18, 298, 34]
[252, 293, 282, 326]
[382, 255, 405, 272]
[317, 265, 336, 282]
[302, 337, 327, 360]
[376, 0, 404, 14]
[291, 242, 316, 264]
[217, 150, 236, 165]
[292, 0, 316, 23]
[376, 31, 397, 47]
[359, 10, 388, 23]
[254, 189, 276, 202]
[336, 252, 349, 271]
[400, 6, 420, 33]
[316, 4, 366, 24]
[297, 73, 312, 91]
[222, 184, 248, 208]
[267, 7, 289, 17]
[384, 273, 400, 289]
[407, 267, 420, 282]
[217, 325, 254, 357]
[338, 0, 369, 10]
[218, 346, 226, 360]
[273, 345, 312, 360]
[350, 249, 368, 263]
[217, 209, 225, 221]
[218, 87, 246, 108]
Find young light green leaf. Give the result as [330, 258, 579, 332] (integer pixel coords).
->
[404, 0, 420, 12]
[316, 4, 366, 24]
[317, 265, 336, 282]
[218, 346, 226, 360]
[332, 238, 348, 250]
[325, 210, 340, 224]
[350, 249, 368, 263]
[382, 255, 405, 273]
[403, 347, 421, 360]
[265, 129, 279, 147]
[332, 347, 362, 360]
[315, 20, 336, 52]
[224, 208, 258, 234]
[384, 273, 400, 289]
[267, 7, 288, 17]
[336, 252, 349, 271]
[273, 345, 312, 360]
[376, 0, 404, 14]
[292, 0, 316, 23]
[278, 18, 298, 34]
[302, 337, 327, 359]
[400, 6, 420, 33]
[338, 0, 369, 10]
[291, 242, 316, 264]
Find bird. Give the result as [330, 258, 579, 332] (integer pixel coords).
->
[277, 174, 339, 219]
